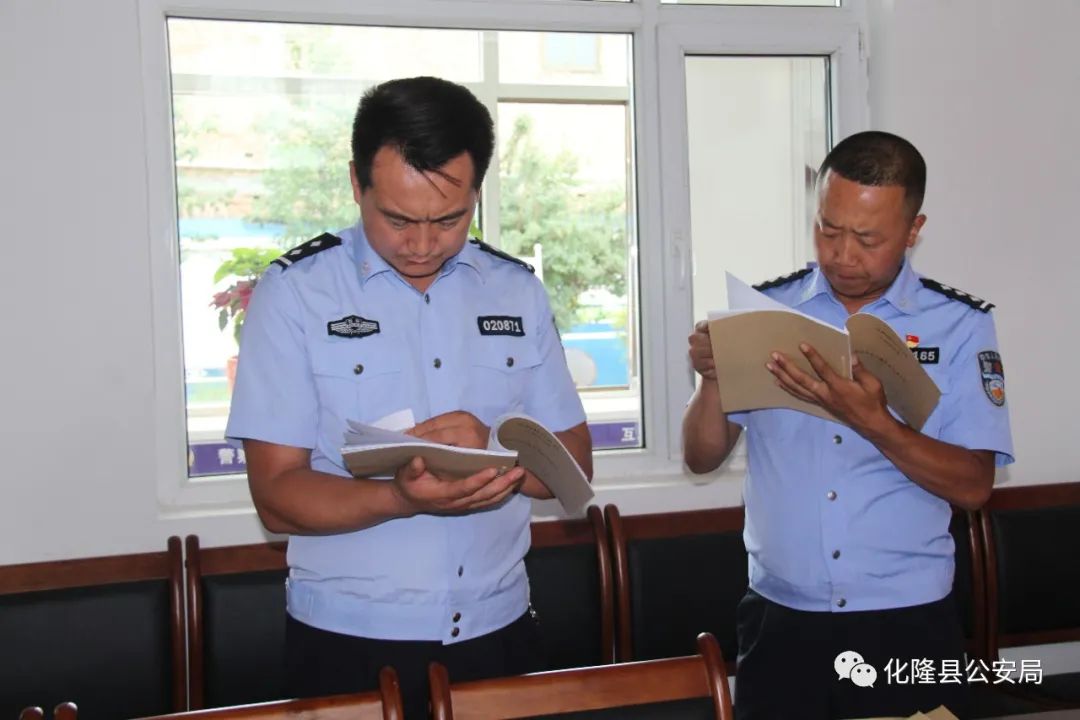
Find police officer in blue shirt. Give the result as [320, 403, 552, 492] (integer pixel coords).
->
[684, 131, 1013, 719]
[227, 76, 593, 717]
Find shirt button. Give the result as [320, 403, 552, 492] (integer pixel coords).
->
[424, 293, 430, 304]
[827, 491, 837, 501]
[452, 612, 461, 622]
[451, 627, 460, 638]
[832, 550, 841, 559]
[433, 358, 442, 369]
[837, 598, 847, 608]
[833, 434, 843, 444]
[353, 364, 364, 375]
[457, 566, 464, 577]
[506, 356, 514, 368]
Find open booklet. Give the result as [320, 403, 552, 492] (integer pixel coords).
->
[341, 414, 594, 515]
[707, 272, 941, 431]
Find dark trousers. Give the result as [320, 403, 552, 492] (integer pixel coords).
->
[735, 590, 970, 720]
[285, 611, 545, 720]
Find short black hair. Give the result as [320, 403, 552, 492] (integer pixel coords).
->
[819, 130, 927, 218]
[351, 76, 495, 192]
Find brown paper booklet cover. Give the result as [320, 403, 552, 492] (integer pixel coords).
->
[341, 414, 593, 514]
[707, 273, 941, 431]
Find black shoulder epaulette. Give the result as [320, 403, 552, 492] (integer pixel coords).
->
[920, 278, 995, 313]
[753, 267, 812, 292]
[469, 239, 534, 273]
[272, 233, 342, 270]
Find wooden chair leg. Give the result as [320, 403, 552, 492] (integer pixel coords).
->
[428, 662, 454, 720]
[379, 666, 405, 720]
[53, 703, 78, 720]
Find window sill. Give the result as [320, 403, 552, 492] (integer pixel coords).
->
[158, 453, 746, 522]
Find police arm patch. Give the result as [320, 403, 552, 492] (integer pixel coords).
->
[978, 350, 1006, 406]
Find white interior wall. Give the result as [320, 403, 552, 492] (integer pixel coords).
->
[866, 0, 1080, 488]
[2, 0, 267, 563]
[1, 0, 1077, 568]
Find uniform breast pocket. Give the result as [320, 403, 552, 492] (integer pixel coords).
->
[310, 341, 405, 426]
[464, 342, 542, 424]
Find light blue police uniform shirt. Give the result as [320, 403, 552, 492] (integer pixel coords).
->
[730, 260, 1014, 613]
[226, 222, 586, 643]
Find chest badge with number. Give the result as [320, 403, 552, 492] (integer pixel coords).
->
[906, 334, 939, 364]
[477, 315, 525, 337]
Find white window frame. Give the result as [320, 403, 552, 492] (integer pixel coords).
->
[655, 6, 870, 471]
[139, 0, 868, 514]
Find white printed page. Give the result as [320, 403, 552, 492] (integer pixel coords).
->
[343, 421, 433, 448]
[712, 271, 840, 332]
[342, 410, 515, 480]
[724, 271, 792, 312]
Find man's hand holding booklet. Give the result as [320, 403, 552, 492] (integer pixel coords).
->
[340, 411, 594, 514]
[708, 272, 941, 431]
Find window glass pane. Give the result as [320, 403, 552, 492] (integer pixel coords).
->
[169, 20, 640, 477]
[685, 56, 829, 320]
[497, 101, 640, 448]
[498, 32, 630, 87]
[169, 20, 483, 80]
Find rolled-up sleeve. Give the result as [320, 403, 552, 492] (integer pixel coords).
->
[938, 310, 1014, 467]
[519, 281, 586, 433]
[226, 269, 318, 449]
